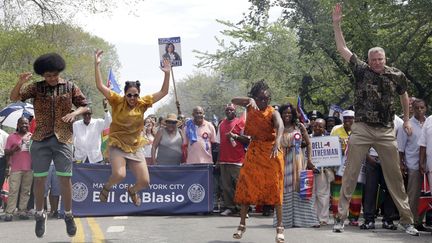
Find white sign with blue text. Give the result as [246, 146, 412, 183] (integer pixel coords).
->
[310, 136, 343, 167]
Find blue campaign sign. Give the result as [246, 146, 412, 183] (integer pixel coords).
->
[158, 36, 182, 67]
[71, 163, 213, 216]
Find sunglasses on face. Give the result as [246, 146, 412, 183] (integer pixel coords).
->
[165, 121, 177, 125]
[126, 93, 139, 98]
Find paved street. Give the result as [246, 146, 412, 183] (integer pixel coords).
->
[1, 212, 431, 243]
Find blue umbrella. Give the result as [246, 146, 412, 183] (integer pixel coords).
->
[0, 102, 34, 129]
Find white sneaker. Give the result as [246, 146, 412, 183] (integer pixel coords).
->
[333, 218, 344, 233]
[400, 224, 419, 236]
[220, 209, 233, 216]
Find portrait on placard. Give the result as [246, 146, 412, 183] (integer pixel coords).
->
[158, 37, 182, 67]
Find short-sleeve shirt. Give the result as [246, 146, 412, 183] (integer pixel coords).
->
[349, 54, 408, 127]
[217, 117, 245, 164]
[184, 120, 216, 164]
[330, 124, 350, 152]
[5, 132, 32, 172]
[397, 116, 424, 170]
[418, 115, 432, 172]
[20, 79, 88, 143]
[107, 91, 153, 153]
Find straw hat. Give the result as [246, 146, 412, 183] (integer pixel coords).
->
[162, 113, 181, 126]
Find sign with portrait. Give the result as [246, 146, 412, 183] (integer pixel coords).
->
[158, 36, 182, 67]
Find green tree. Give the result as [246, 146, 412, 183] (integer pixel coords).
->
[0, 24, 120, 117]
[245, 0, 432, 109]
[195, 21, 307, 108]
[0, 0, 144, 28]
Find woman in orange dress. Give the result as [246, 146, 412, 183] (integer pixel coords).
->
[231, 80, 285, 243]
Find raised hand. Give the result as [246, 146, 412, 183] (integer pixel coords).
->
[18, 72, 32, 84]
[246, 98, 259, 110]
[332, 3, 343, 24]
[95, 49, 103, 65]
[160, 58, 172, 73]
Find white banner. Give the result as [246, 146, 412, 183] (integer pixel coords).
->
[310, 136, 343, 167]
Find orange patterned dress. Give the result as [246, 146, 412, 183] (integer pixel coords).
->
[234, 106, 284, 205]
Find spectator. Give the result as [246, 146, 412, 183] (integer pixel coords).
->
[399, 99, 427, 230]
[330, 110, 363, 227]
[0, 127, 8, 208]
[183, 106, 216, 164]
[361, 148, 398, 230]
[3, 117, 33, 221]
[277, 103, 319, 228]
[73, 101, 111, 164]
[151, 113, 184, 165]
[311, 118, 335, 226]
[143, 117, 156, 165]
[216, 103, 247, 216]
[10, 53, 89, 238]
[325, 116, 341, 134]
[44, 163, 61, 219]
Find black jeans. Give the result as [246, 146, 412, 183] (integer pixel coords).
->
[363, 160, 397, 223]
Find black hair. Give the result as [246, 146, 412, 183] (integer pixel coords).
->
[33, 53, 66, 75]
[279, 103, 298, 124]
[412, 98, 427, 108]
[165, 43, 175, 53]
[124, 80, 141, 94]
[248, 79, 270, 98]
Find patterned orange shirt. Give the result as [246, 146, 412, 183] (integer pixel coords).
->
[20, 79, 88, 144]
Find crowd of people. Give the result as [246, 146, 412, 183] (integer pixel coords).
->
[0, 3, 432, 242]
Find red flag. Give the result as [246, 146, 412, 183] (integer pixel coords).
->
[418, 174, 432, 215]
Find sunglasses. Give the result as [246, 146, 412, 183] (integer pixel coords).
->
[165, 120, 177, 125]
[126, 93, 139, 98]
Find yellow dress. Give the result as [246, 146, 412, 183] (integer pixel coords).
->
[107, 91, 153, 153]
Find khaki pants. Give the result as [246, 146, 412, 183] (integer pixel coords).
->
[5, 170, 33, 214]
[337, 122, 413, 224]
[407, 169, 421, 224]
[314, 169, 333, 222]
[220, 164, 241, 209]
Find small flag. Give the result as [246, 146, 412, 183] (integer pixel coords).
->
[297, 96, 309, 123]
[107, 68, 121, 94]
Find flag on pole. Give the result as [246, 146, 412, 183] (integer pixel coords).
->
[102, 68, 120, 161]
[107, 68, 121, 94]
[297, 96, 309, 123]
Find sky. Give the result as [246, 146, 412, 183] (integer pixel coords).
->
[77, 0, 280, 114]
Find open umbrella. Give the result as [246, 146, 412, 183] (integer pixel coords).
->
[0, 102, 34, 129]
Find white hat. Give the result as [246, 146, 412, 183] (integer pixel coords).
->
[342, 110, 355, 117]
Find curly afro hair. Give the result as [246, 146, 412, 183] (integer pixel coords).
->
[33, 53, 66, 75]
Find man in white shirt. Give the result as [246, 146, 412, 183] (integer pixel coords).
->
[398, 99, 427, 230]
[73, 101, 111, 164]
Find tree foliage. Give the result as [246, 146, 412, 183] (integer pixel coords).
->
[0, 0, 144, 28]
[195, 0, 432, 113]
[156, 72, 248, 120]
[0, 23, 120, 117]
[246, 0, 432, 110]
